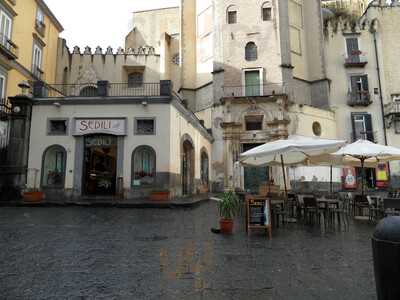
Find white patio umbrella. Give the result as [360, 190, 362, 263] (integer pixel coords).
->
[240, 135, 346, 196]
[332, 139, 400, 196]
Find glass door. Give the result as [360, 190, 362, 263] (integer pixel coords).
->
[84, 135, 117, 196]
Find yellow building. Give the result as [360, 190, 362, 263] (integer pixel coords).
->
[0, 0, 63, 101]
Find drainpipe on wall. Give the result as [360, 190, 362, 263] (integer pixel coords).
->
[372, 30, 388, 146]
[372, 25, 391, 181]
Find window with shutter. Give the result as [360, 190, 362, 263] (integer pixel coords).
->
[227, 6, 237, 24]
[0, 11, 12, 51]
[32, 43, 43, 77]
[350, 75, 370, 104]
[0, 74, 6, 100]
[346, 38, 360, 63]
[351, 113, 373, 142]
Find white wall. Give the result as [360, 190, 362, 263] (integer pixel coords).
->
[27, 103, 172, 190]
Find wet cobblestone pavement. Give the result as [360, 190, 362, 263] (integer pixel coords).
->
[0, 201, 376, 299]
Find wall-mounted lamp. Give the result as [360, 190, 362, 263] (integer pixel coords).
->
[142, 101, 148, 106]
[53, 102, 61, 108]
[18, 81, 31, 96]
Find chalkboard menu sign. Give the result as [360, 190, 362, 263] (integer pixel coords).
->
[246, 196, 272, 239]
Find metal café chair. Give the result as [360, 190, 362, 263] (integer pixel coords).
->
[303, 196, 324, 226]
[366, 195, 382, 222]
[353, 194, 369, 217]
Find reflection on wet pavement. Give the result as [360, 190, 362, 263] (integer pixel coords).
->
[0, 201, 376, 299]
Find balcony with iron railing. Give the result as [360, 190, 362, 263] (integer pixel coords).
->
[32, 65, 44, 80]
[35, 20, 46, 37]
[32, 80, 172, 99]
[222, 83, 287, 98]
[347, 90, 372, 106]
[386, 101, 400, 114]
[344, 51, 368, 68]
[0, 33, 18, 60]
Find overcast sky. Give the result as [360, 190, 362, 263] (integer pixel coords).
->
[45, 0, 179, 50]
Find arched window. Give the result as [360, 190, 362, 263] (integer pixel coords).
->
[128, 72, 143, 88]
[201, 150, 209, 186]
[226, 5, 237, 24]
[79, 86, 98, 97]
[41, 145, 67, 188]
[262, 2, 272, 21]
[245, 42, 258, 61]
[132, 146, 156, 186]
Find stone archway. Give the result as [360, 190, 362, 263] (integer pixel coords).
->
[181, 135, 195, 196]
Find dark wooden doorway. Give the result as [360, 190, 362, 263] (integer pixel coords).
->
[242, 143, 269, 194]
[182, 139, 195, 196]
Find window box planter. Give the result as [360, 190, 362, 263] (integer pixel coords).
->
[22, 191, 44, 203]
[150, 190, 170, 202]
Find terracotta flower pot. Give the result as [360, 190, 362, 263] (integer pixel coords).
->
[150, 191, 170, 202]
[23, 191, 44, 203]
[220, 218, 234, 234]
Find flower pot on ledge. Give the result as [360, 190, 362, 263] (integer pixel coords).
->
[23, 191, 44, 203]
[150, 191, 170, 202]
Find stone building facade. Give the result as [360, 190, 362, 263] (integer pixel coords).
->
[40, 0, 341, 196]
[323, 0, 400, 187]
[9, 0, 400, 200]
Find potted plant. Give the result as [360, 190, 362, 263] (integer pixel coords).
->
[150, 189, 170, 202]
[23, 189, 44, 203]
[218, 190, 241, 234]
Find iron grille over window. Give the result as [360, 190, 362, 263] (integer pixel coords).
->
[135, 118, 155, 135]
[48, 120, 68, 135]
[132, 146, 156, 186]
[41, 145, 67, 188]
[245, 42, 258, 61]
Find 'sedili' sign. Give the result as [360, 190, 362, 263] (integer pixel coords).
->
[74, 118, 126, 136]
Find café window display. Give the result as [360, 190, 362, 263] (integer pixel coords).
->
[132, 146, 156, 186]
[41, 145, 66, 188]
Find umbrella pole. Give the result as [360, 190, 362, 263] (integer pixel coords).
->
[361, 158, 365, 198]
[280, 155, 288, 200]
[330, 165, 333, 195]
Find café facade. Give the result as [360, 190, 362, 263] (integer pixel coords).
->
[26, 81, 213, 201]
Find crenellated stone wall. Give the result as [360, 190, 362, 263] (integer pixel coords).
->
[55, 38, 163, 86]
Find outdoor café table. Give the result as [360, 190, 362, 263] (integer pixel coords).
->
[317, 198, 340, 209]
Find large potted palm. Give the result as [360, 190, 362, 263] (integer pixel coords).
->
[218, 190, 241, 234]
